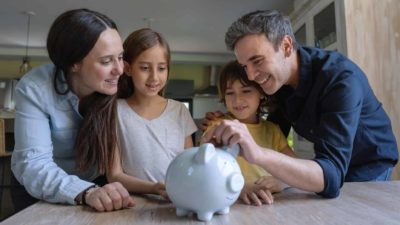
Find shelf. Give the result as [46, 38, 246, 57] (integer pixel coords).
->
[0, 118, 14, 155]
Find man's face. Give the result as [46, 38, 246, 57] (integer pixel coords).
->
[234, 33, 291, 95]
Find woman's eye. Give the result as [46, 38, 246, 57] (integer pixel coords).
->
[101, 59, 112, 65]
[159, 66, 167, 71]
[225, 91, 234, 96]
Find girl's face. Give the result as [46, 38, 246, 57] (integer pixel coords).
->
[124, 44, 168, 98]
[70, 28, 124, 98]
[224, 79, 263, 124]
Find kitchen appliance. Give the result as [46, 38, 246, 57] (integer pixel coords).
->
[165, 79, 194, 115]
[196, 65, 219, 96]
[0, 79, 18, 111]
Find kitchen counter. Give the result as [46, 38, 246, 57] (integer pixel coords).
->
[2, 181, 400, 224]
[0, 110, 14, 119]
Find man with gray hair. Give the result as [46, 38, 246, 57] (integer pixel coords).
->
[202, 10, 397, 201]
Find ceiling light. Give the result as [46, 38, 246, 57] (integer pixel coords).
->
[19, 11, 35, 75]
[143, 17, 155, 28]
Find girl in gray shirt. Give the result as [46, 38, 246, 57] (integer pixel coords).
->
[107, 28, 197, 199]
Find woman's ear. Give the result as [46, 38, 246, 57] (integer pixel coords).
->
[71, 63, 81, 73]
[124, 61, 131, 76]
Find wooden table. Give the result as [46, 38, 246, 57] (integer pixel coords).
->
[2, 181, 400, 225]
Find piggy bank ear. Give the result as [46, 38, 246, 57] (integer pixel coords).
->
[222, 144, 240, 158]
[194, 143, 216, 164]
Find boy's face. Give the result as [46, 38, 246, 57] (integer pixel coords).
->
[224, 80, 263, 124]
[234, 33, 292, 95]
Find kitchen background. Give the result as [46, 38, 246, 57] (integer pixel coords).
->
[0, 0, 399, 221]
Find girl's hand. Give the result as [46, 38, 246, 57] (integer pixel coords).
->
[85, 182, 135, 212]
[239, 182, 274, 206]
[152, 182, 169, 200]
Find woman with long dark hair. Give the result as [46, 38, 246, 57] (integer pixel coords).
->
[11, 8, 134, 212]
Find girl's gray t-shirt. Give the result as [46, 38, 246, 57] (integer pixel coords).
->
[116, 99, 197, 182]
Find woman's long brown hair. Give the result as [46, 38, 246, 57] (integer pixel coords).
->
[48, 9, 119, 174]
[75, 93, 117, 174]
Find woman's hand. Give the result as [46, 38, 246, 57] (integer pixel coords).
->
[85, 182, 135, 212]
[239, 182, 274, 206]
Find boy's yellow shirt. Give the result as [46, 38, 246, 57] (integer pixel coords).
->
[204, 114, 288, 183]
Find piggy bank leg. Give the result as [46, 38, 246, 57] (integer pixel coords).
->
[217, 207, 230, 215]
[176, 208, 189, 217]
[197, 211, 214, 221]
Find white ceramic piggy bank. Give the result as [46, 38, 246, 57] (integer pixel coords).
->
[165, 143, 244, 221]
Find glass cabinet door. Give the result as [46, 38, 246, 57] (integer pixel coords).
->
[295, 24, 307, 46]
[313, 2, 336, 49]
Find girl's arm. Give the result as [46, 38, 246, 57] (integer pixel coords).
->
[106, 146, 167, 198]
[184, 135, 194, 149]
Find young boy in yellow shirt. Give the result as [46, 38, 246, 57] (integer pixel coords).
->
[204, 60, 295, 206]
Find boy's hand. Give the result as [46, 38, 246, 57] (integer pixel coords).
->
[199, 111, 224, 131]
[255, 176, 288, 193]
[239, 182, 274, 206]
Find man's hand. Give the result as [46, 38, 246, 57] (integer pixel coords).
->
[85, 182, 135, 211]
[239, 182, 274, 206]
[201, 119, 262, 164]
[199, 111, 224, 131]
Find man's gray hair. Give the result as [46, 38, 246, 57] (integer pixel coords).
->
[225, 10, 297, 51]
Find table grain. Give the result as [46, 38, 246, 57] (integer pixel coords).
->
[2, 181, 400, 225]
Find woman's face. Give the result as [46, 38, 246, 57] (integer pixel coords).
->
[224, 79, 263, 124]
[124, 44, 168, 98]
[70, 28, 124, 98]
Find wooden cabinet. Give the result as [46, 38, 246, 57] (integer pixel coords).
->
[290, 0, 400, 178]
[292, 0, 344, 51]
[0, 111, 14, 156]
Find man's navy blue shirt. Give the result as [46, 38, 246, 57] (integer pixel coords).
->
[268, 46, 398, 198]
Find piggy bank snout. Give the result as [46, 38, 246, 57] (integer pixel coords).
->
[227, 173, 244, 193]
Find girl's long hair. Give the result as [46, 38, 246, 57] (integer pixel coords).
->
[118, 28, 171, 98]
